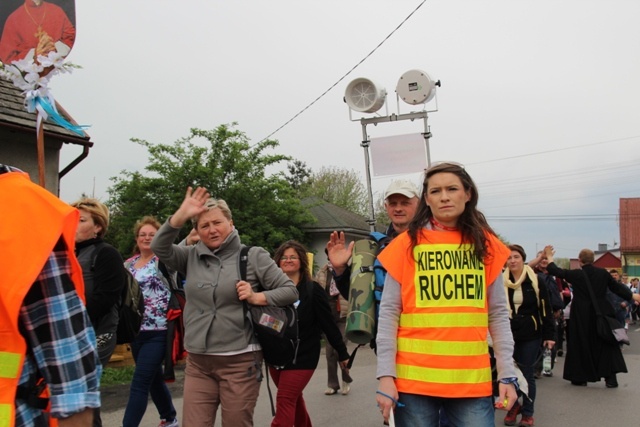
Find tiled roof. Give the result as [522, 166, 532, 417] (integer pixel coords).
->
[0, 78, 91, 144]
[620, 198, 640, 252]
[302, 197, 383, 235]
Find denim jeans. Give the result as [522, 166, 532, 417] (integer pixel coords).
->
[513, 338, 541, 417]
[122, 330, 177, 427]
[394, 393, 495, 427]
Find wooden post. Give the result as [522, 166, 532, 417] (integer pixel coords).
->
[37, 113, 45, 187]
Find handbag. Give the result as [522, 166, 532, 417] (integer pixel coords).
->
[583, 272, 630, 345]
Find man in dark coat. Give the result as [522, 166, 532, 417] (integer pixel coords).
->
[544, 247, 640, 388]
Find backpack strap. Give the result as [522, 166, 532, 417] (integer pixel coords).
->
[90, 241, 108, 271]
[239, 245, 251, 281]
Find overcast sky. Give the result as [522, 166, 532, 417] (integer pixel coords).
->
[50, 0, 640, 259]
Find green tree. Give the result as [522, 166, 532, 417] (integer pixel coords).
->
[301, 166, 368, 216]
[106, 124, 313, 256]
[287, 160, 312, 194]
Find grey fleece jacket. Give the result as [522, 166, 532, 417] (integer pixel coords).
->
[151, 219, 298, 354]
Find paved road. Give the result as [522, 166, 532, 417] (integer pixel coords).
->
[103, 326, 640, 426]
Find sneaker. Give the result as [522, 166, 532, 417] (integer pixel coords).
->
[542, 371, 553, 377]
[158, 419, 178, 427]
[324, 388, 338, 395]
[503, 401, 521, 426]
[519, 415, 534, 426]
[341, 381, 351, 395]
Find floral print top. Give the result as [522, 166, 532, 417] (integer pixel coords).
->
[125, 255, 170, 331]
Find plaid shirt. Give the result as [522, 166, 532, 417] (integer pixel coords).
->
[15, 244, 101, 426]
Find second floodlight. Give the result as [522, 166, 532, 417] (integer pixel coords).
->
[396, 69, 438, 105]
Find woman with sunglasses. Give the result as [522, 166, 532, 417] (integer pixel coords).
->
[70, 197, 125, 427]
[271, 240, 350, 427]
[375, 162, 517, 427]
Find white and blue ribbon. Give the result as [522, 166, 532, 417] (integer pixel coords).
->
[26, 91, 90, 137]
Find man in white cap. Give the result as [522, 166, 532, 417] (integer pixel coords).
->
[325, 179, 420, 338]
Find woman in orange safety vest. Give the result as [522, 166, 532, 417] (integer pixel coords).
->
[375, 162, 517, 427]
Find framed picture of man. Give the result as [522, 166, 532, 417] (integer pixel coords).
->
[0, 0, 76, 64]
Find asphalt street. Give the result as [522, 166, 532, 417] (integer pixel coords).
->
[103, 326, 640, 426]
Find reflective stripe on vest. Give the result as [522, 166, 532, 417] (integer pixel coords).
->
[378, 229, 510, 398]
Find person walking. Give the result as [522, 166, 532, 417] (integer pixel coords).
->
[502, 244, 555, 426]
[315, 259, 353, 396]
[122, 216, 179, 427]
[270, 240, 350, 426]
[151, 187, 298, 426]
[375, 162, 517, 427]
[70, 197, 125, 427]
[544, 247, 640, 388]
[0, 165, 101, 426]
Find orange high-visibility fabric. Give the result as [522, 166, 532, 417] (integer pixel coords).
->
[378, 229, 509, 398]
[0, 172, 83, 426]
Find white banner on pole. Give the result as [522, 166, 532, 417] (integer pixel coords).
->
[370, 133, 427, 177]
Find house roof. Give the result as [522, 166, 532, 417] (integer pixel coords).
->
[0, 78, 91, 146]
[302, 197, 383, 236]
[593, 251, 621, 269]
[620, 198, 640, 252]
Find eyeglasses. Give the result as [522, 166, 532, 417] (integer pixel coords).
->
[138, 233, 156, 238]
[281, 256, 299, 261]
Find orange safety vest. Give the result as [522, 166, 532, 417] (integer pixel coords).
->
[378, 229, 510, 398]
[0, 172, 83, 427]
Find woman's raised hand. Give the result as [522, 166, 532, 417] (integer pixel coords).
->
[170, 186, 210, 228]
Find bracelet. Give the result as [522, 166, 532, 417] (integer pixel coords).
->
[376, 390, 406, 408]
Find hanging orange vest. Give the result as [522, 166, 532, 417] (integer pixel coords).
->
[378, 228, 509, 398]
[0, 171, 83, 427]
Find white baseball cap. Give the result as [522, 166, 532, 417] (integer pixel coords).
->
[384, 180, 420, 200]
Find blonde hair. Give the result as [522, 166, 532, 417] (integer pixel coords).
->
[191, 198, 232, 228]
[71, 197, 110, 238]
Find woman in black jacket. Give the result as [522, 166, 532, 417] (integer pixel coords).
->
[502, 245, 555, 427]
[270, 240, 350, 427]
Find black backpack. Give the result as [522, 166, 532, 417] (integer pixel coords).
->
[539, 272, 564, 312]
[116, 263, 145, 344]
[239, 246, 300, 369]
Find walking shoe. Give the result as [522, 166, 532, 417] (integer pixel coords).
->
[605, 374, 618, 388]
[503, 401, 521, 426]
[341, 381, 351, 395]
[324, 388, 338, 395]
[158, 419, 179, 427]
[542, 371, 553, 377]
[557, 349, 564, 357]
[519, 415, 534, 426]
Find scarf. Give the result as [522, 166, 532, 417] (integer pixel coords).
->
[503, 265, 539, 318]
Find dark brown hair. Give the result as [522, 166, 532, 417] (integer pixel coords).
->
[273, 240, 311, 285]
[508, 244, 527, 261]
[408, 162, 496, 261]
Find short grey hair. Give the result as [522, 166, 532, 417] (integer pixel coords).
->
[191, 198, 232, 227]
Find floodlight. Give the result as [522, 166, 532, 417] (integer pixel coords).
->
[396, 69, 438, 105]
[344, 77, 387, 113]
